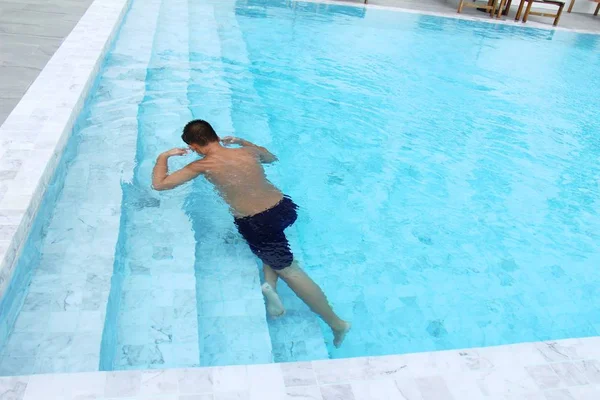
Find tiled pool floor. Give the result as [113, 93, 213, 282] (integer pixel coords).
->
[2, 337, 600, 399]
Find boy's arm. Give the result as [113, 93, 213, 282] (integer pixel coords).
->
[221, 136, 278, 164]
[152, 148, 204, 191]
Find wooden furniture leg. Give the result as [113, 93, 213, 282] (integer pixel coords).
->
[554, 2, 565, 25]
[595, 2, 600, 16]
[523, 0, 534, 22]
[491, 0, 498, 16]
[503, 0, 513, 15]
[457, 0, 499, 16]
[567, 0, 575, 12]
[515, 0, 526, 19]
[497, 0, 505, 17]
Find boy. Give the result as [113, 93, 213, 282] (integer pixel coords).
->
[152, 120, 350, 347]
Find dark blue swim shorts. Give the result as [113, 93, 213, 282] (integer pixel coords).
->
[234, 196, 298, 270]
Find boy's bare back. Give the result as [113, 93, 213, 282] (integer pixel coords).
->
[196, 147, 283, 217]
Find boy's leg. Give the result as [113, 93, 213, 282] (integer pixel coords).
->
[263, 263, 279, 289]
[262, 263, 285, 317]
[275, 261, 351, 347]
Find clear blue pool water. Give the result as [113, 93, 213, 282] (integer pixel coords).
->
[1, 0, 600, 375]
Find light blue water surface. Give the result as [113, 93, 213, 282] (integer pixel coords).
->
[207, 0, 600, 359]
[0, 0, 600, 375]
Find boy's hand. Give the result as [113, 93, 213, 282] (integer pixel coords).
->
[162, 148, 188, 157]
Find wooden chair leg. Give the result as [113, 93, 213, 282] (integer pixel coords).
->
[595, 2, 600, 16]
[523, 0, 534, 22]
[567, 0, 576, 13]
[554, 3, 565, 25]
[490, 0, 498, 17]
[515, 0, 526, 20]
[503, 0, 513, 15]
[497, 0, 506, 18]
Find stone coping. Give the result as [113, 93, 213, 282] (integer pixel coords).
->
[1, 337, 599, 399]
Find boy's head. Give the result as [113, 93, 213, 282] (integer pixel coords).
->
[182, 120, 219, 152]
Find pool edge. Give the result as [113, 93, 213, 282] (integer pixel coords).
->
[0, 0, 132, 310]
[5, 336, 600, 398]
[297, 0, 600, 36]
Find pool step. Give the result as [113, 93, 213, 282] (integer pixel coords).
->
[102, 0, 201, 371]
[264, 226, 330, 362]
[0, 0, 162, 376]
[212, 1, 329, 363]
[186, 3, 273, 366]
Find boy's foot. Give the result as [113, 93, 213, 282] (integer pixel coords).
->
[333, 321, 352, 348]
[261, 283, 285, 317]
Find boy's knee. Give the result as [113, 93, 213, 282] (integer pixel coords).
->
[275, 262, 301, 278]
[274, 267, 292, 278]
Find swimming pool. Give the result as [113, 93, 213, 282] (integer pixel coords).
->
[0, 0, 599, 376]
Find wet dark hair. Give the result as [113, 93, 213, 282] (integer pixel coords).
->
[182, 119, 219, 146]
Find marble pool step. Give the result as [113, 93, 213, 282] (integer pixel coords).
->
[211, 1, 329, 363]
[0, 0, 155, 376]
[101, 0, 200, 371]
[187, 3, 273, 366]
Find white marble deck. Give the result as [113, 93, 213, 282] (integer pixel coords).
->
[0, 337, 599, 399]
[0, 0, 599, 398]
